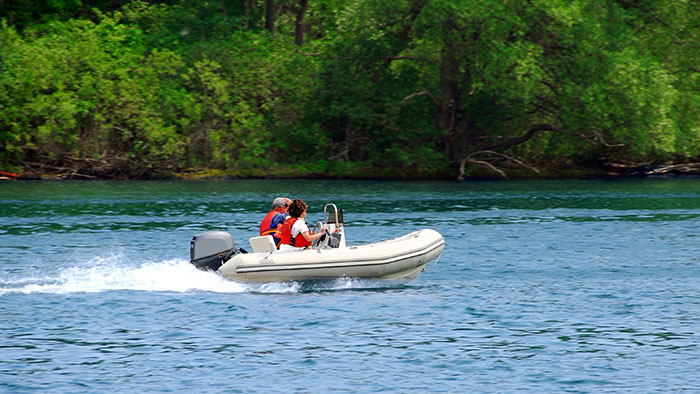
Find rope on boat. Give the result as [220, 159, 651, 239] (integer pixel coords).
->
[423, 255, 441, 272]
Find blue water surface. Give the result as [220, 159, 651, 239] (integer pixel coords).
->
[1, 178, 699, 393]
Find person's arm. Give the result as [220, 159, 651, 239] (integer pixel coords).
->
[271, 213, 286, 229]
[301, 227, 326, 242]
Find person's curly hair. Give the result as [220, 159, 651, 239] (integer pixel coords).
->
[288, 199, 308, 218]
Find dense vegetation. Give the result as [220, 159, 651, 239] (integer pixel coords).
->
[2, 0, 699, 179]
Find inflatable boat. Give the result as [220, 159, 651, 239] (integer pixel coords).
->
[189, 204, 445, 283]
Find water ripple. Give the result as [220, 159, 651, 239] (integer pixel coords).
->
[1, 179, 700, 393]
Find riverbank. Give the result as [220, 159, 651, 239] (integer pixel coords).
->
[3, 162, 699, 181]
[4, 164, 448, 181]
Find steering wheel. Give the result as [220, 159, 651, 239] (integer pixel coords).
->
[311, 221, 328, 248]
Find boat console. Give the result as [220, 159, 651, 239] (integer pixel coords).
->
[312, 203, 345, 249]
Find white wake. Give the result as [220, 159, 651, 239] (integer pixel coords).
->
[0, 256, 299, 295]
[1, 254, 408, 296]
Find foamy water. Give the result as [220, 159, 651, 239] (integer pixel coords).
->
[0, 255, 405, 296]
[1, 258, 245, 295]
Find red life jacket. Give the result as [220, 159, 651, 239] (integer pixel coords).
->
[260, 210, 281, 237]
[279, 217, 311, 248]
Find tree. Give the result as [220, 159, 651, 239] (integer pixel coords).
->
[295, 0, 309, 46]
[265, 0, 276, 34]
[2, 0, 699, 179]
[395, 0, 699, 178]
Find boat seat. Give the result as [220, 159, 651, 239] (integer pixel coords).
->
[249, 235, 276, 253]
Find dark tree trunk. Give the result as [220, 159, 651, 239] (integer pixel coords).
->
[243, 0, 250, 28]
[243, 0, 249, 28]
[219, 0, 228, 18]
[438, 19, 461, 161]
[219, 0, 230, 36]
[294, 0, 309, 46]
[265, 0, 276, 34]
[243, 0, 260, 29]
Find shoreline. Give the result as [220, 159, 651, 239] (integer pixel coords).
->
[3, 163, 699, 181]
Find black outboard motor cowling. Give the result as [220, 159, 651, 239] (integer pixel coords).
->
[189, 231, 238, 271]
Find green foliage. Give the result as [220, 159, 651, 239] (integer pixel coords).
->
[1, 0, 700, 178]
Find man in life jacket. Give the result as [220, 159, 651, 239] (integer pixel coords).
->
[279, 199, 326, 251]
[260, 197, 291, 246]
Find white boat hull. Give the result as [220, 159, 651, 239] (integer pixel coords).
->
[218, 229, 445, 283]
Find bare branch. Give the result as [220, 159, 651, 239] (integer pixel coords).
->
[591, 130, 625, 148]
[458, 158, 508, 180]
[646, 163, 700, 175]
[481, 123, 565, 151]
[470, 150, 540, 173]
[401, 90, 442, 108]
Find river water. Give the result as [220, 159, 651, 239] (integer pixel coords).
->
[1, 178, 699, 393]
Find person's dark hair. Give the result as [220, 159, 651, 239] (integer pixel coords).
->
[288, 199, 308, 218]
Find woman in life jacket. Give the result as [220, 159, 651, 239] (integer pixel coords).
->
[279, 199, 326, 251]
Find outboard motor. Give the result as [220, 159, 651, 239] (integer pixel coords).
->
[189, 231, 238, 271]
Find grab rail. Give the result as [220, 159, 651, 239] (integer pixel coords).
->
[323, 203, 342, 226]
